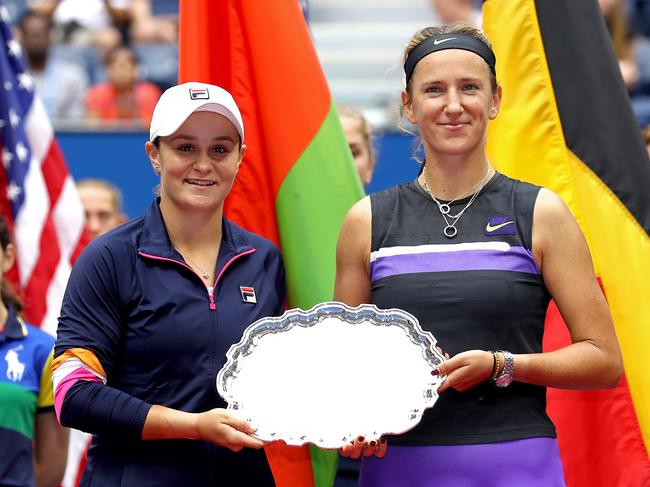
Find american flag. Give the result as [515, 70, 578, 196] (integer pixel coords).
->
[0, 5, 87, 335]
[0, 7, 90, 486]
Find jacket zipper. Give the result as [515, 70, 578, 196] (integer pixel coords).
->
[138, 249, 256, 310]
[210, 249, 256, 310]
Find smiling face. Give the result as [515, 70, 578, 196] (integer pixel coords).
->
[402, 49, 501, 161]
[146, 111, 244, 217]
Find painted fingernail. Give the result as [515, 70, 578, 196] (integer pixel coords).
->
[357, 436, 364, 442]
[370, 441, 377, 447]
[380, 438, 387, 444]
[431, 368, 440, 376]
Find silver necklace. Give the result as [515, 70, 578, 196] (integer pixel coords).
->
[173, 245, 211, 280]
[429, 166, 491, 217]
[420, 166, 492, 238]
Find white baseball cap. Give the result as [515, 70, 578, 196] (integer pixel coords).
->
[149, 82, 244, 143]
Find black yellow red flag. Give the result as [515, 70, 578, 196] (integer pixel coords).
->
[483, 0, 650, 484]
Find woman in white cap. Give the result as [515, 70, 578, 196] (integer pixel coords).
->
[335, 24, 622, 485]
[52, 82, 284, 486]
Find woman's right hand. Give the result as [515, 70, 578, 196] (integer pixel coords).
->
[435, 350, 494, 393]
[194, 408, 265, 452]
[143, 405, 265, 451]
[340, 436, 387, 459]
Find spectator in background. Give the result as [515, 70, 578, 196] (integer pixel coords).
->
[430, 0, 481, 27]
[121, 0, 179, 92]
[85, 45, 161, 127]
[628, 0, 650, 39]
[599, 0, 650, 125]
[78, 179, 127, 240]
[599, 0, 640, 89]
[0, 214, 68, 487]
[129, 0, 177, 44]
[337, 104, 377, 186]
[15, 9, 88, 121]
[31, 0, 132, 57]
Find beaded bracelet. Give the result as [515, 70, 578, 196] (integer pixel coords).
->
[493, 351, 506, 382]
[489, 351, 497, 377]
[489, 351, 502, 382]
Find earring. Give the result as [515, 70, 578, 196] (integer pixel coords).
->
[154, 164, 160, 175]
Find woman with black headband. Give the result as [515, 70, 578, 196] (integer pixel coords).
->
[335, 24, 622, 485]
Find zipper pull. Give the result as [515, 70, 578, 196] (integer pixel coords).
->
[208, 286, 216, 311]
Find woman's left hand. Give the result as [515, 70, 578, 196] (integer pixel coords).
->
[340, 437, 388, 459]
[435, 350, 494, 393]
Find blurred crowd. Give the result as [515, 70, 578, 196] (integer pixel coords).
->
[601, 0, 650, 126]
[7, 0, 178, 129]
[5, 0, 650, 130]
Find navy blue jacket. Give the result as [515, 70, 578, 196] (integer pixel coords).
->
[55, 201, 285, 486]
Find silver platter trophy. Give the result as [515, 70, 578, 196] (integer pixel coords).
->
[216, 301, 445, 449]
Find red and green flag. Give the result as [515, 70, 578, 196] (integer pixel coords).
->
[483, 0, 650, 484]
[179, 1, 364, 485]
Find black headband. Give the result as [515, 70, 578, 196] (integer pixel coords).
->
[404, 33, 497, 84]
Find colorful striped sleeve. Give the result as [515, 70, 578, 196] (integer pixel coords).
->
[52, 348, 107, 421]
[37, 350, 54, 413]
[52, 348, 150, 440]
[53, 239, 151, 439]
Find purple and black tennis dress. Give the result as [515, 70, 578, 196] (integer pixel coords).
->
[362, 173, 566, 486]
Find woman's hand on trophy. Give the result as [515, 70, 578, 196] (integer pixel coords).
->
[434, 350, 495, 393]
[340, 436, 388, 459]
[194, 408, 266, 452]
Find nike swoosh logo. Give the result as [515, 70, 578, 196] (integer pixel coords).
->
[433, 37, 457, 45]
[486, 221, 514, 232]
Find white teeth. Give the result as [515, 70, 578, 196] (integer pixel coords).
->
[186, 179, 215, 186]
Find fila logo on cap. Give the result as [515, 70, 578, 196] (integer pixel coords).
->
[240, 286, 257, 304]
[189, 87, 210, 100]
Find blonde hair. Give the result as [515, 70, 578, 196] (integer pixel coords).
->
[77, 178, 123, 213]
[402, 24, 498, 94]
[336, 103, 377, 166]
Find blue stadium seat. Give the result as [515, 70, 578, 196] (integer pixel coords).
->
[49, 44, 98, 82]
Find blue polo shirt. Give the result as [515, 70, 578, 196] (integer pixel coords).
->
[54, 200, 286, 486]
[0, 305, 54, 487]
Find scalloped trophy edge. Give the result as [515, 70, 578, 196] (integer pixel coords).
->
[215, 301, 447, 446]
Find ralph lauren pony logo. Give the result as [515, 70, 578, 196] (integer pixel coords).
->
[485, 215, 516, 236]
[5, 345, 25, 382]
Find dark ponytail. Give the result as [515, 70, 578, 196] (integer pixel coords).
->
[0, 216, 23, 313]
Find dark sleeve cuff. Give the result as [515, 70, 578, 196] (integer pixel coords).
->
[61, 381, 152, 441]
